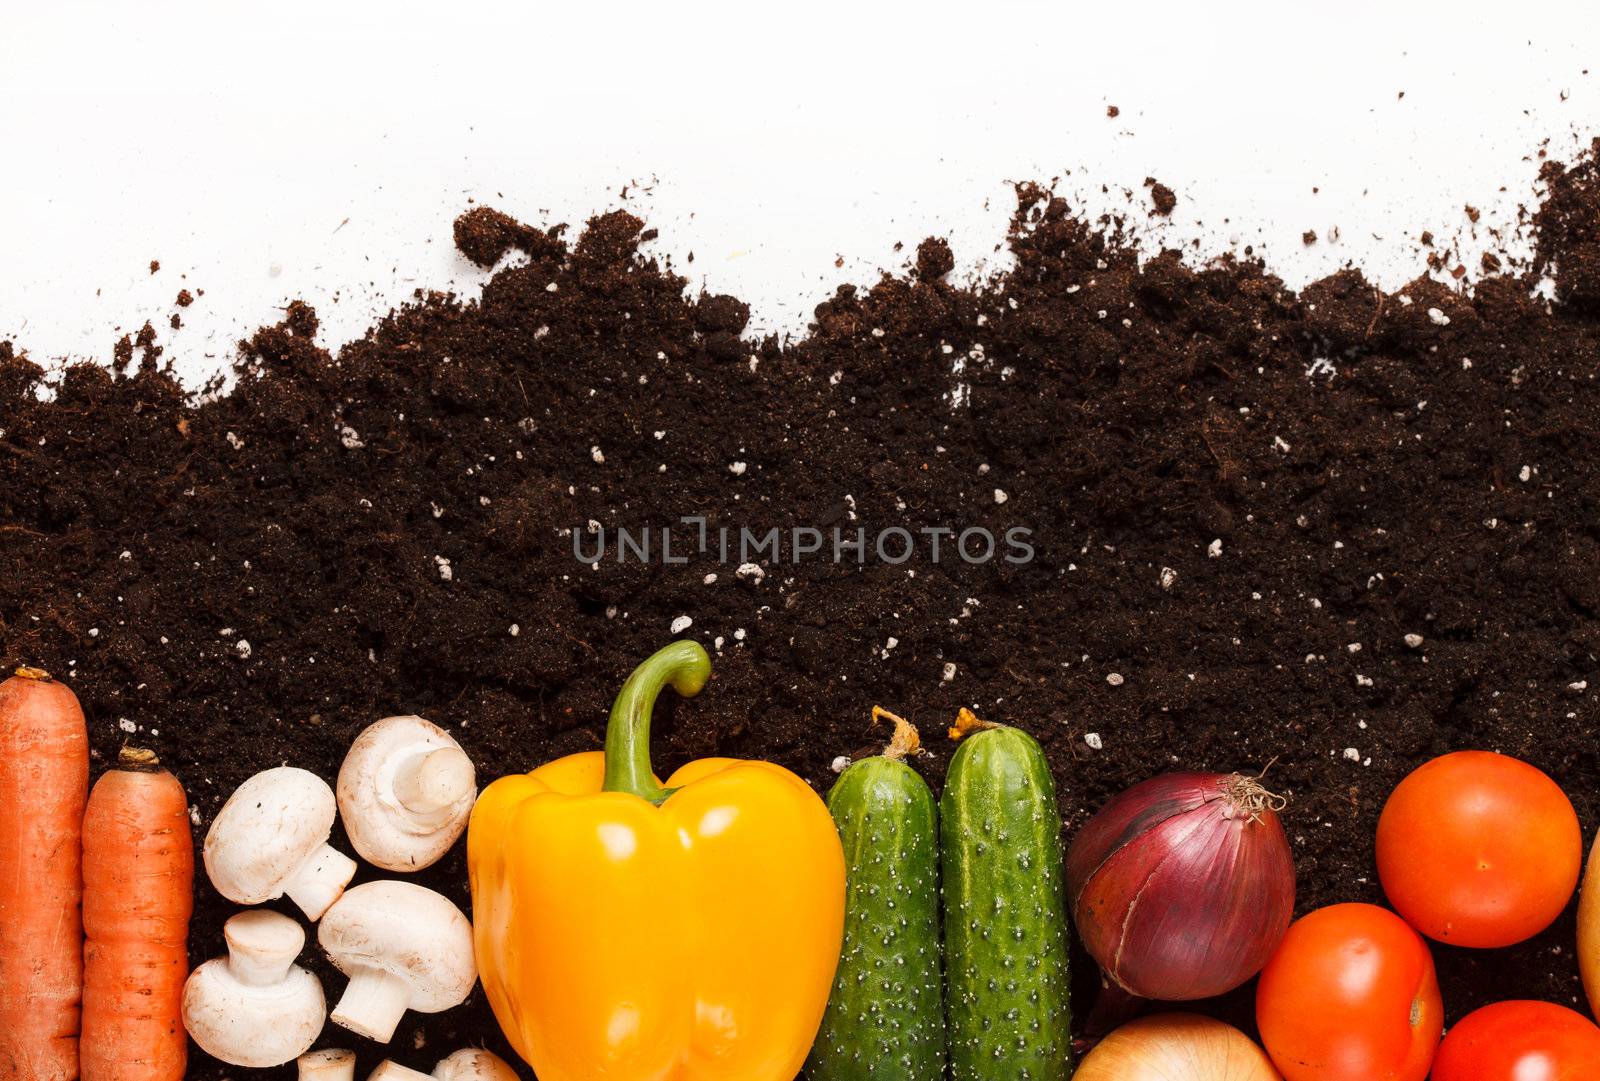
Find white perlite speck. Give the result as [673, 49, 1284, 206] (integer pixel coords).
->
[435, 555, 453, 581]
[590, 445, 605, 464]
[1207, 538, 1223, 559]
[1519, 465, 1531, 482]
[1106, 672, 1125, 687]
[1404, 633, 1425, 649]
[1084, 732, 1103, 750]
[226, 431, 244, 450]
[509, 624, 520, 637]
[1159, 566, 1178, 591]
[703, 573, 717, 585]
[941, 662, 957, 683]
[339, 426, 364, 449]
[118, 718, 137, 733]
[1342, 747, 1361, 762]
[1427, 307, 1450, 326]
[736, 562, 765, 583]
[830, 756, 852, 773]
[729, 462, 747, 476]
[670, 615, 693, 634]
[235, 639, 252, 660]
[993, 489, 1009, 505]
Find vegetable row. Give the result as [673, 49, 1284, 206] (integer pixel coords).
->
[8, 643, 1600, 1081]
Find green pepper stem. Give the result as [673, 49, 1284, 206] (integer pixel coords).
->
[602, 640, 712, 803]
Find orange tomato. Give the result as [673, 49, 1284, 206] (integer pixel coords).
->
[1376, 751, 1581, 948]
[1432, 1001, 1600, 1081]
[1256, 903, 1442, 1081]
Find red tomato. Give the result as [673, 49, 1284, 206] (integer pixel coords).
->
[1432, 1001, 1600, 1080]
[1256, 903, 1442, 1081]
[1376, 750, 1581, 948]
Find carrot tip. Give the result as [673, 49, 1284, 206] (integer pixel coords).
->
[13, 665, 52, 682]
[117, 746, 161, 769]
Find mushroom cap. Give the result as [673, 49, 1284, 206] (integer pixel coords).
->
[182, 922, 326, 1068]
[337, 715, 477, 872]
[318, 880, 476, 1012]
[433, 1049, 518, 1081]
[204, 766, 339, 904]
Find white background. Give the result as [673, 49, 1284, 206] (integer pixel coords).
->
[1, 1, 1596, 387]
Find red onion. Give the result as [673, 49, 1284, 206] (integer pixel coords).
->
[1066, 772, 1295, 1001]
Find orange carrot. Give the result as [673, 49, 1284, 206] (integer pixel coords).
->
[0, 666, 89, 1081]
[81, 748, 193, 1081]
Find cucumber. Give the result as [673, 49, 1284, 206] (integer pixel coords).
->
[809, 711, 945, 1081]
[940, 709, 1071, 1081]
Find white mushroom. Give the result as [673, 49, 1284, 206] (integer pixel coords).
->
[431, 1050, 519, 1081]
[319, 880, 476, 1043]
[182, 910, 326, 1068]
[300, 1050, 357, 1081]
[204, 766, 358, 920]
[367, 1051, 517, 1081]
[367, 1064, 433, 1081]
[337, 715, 477, 871]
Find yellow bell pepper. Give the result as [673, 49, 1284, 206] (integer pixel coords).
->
[468, 641, 846, 1081]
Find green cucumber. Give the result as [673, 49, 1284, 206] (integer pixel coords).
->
[809, 710, 946, 1081]
[940, 709, 1071, 1080]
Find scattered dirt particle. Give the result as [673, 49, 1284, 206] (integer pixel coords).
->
[1144, 177, 1177, 216]
[915, 237, 955, 281]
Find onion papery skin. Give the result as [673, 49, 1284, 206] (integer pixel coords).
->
[1067, 772, 1295, 1001]
[1073, 1013, 1283, 1081]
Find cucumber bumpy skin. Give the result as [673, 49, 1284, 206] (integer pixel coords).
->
[809, 736, 945, 1081]
[940, 713, 1071, 1081]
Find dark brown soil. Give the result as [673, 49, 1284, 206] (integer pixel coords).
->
[1146, 177, 1177, 216]
[6, 140, 1600, 1079]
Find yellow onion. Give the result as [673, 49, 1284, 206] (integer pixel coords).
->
[1581, 832, 1600, 1015]
[1074, 1013, 1282, 1081]
[1067, 772, 1295, 1000]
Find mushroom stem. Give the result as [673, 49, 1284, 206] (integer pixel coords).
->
[299, 1050, 356, 1081]
[223, 909, 305, 987]
[284, 841, 358, 921]
[393, 747, 475, 817]
[330, 965, 412, 1042]
[368, 1063, 433, 1081]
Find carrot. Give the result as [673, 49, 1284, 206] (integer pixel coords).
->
[81, 748, 193, 1081]
[0, 666, 90, 1081]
